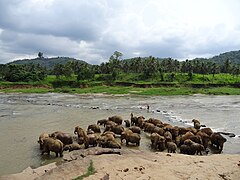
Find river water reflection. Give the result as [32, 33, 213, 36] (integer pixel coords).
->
[0, 93, 239, 175]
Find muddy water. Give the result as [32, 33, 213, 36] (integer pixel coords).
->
[0, 93, 240, 175]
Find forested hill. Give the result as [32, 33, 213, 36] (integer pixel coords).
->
[209, 50, 240, 64]
[8, 57, 88, 69]
[192, 50, 240, 64]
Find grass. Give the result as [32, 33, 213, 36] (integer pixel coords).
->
[73, 160, 96, 180]
[0, 73, 239, 95]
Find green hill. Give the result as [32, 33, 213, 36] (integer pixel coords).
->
[191, 50, 240, 64]
[8, 57, 88, 69]
[208, 50, 240, 64]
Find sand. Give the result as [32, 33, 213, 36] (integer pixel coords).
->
[1, 148, 240, 180]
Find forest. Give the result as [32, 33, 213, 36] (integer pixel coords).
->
[0, 51, 240, 95]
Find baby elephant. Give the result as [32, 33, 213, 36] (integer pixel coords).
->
[41, 138, 63, 157]
[166, 142, 177, 153]
[63, 143, 81, 152]
[38, 133, 49, 150]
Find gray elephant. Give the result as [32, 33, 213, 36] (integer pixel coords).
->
[210, 132, 227, 153]
[166, 142, 177, 153]
[97, 119, 108, 126]
[104, 125, 124, 135]
[200, 128, 213, 136]
[150, 133, 165, 151]
[123, 132, 141, 146]
[38, 133, 49, 150]
[50, 131, 73, 145]
[196, 131, 211, 149]
[63, 143, 81, 152]
[87, 124, 101, 133]
[129, 126, 141, 134]
[74, 126, 89, 148]
[130, 113, 138, 126]
[124, 120, 130, 127]
[41, 138, 63, 157]
[108, 115, 123, 125]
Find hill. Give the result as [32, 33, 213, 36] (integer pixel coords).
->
[192, 50, 240, 64]
[8, 57, 88, 69]
[208, 50, 240, 64]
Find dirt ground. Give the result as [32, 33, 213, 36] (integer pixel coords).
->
[1, 148, 240, 180]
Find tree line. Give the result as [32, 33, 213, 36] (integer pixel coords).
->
[0, 51, 240, 82]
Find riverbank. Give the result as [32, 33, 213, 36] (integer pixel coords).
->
[0, 84, 240, 95]
[1, 148, 240, 180]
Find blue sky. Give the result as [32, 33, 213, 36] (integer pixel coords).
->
[0, 0, 240, 64]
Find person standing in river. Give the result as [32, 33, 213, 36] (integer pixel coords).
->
[147, 104, 150, 112]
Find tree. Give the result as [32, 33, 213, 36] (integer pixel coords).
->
[77, 65, 94, 81]
[53, 64, 64, 78]
[38, 52, 43, 59]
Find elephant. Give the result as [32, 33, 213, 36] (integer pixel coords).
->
[179, 144, 191, 154]
[180, 131, 194, 145]
[143, 123, 155, 133]
[63, 143, 81, 152]
[151, 126, 165, 136]
[74, 126, 89, 148]
[41, 138, 63, 157]
[210, 132, 227, 153]
[136, 116, 145, 128]
[185, 127, 198, 134]
[129, 126, 141, 134]
[121, 130, 133, 143]
[166, 142, 177, 153]
[150, 133, 165, 151]
[124, 120, 130, 127]
[108, 115, 123, 125]
[87, 133, 98, 147]
[97, 119, 108, 126]
[184, 139, 205, 155]
[147, 118, 163, 126]
[50, 131, 73, 145]
[178, 127, 189, 135]
[188, 135, 202, 144]
[164, 131, 173, 142]
[130, 113, 138, 126]
[196, 131, 211, 149]
[101, 139, 121, 149]
[123, 132, 141, 146]
[105, 120, 117, 127]
[104, 125, 124, 135]
[191, 142, 205, 155]
[98, 134, 115, 146]
[38, 133, 49, 150]
[87, 124, 101, 133]
[200, 128, 213, 136]
[101, 131, 116, 137]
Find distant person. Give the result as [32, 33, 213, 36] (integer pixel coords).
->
[147, 104, 150, 112]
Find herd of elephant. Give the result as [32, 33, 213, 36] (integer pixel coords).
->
[38, 113, 227, 158]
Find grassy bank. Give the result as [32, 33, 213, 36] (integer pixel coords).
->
[1, 85, 240, 95]
[0, 73, 240, 95]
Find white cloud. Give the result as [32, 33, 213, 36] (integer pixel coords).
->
[0, 0, 240, 64]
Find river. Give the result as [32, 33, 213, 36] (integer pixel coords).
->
[0, 93, 239, 175]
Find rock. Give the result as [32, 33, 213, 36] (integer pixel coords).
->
[63, 147, 121, 162]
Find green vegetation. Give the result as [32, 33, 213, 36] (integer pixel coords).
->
[0, 50, 240, 95]
[73, 160, 96, 180]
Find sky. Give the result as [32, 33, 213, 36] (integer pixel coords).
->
[0, 0, 240, 64]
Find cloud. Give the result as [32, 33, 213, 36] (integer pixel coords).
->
[0, 0, 240, 64]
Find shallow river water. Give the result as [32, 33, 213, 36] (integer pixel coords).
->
[0, 93, 240, 175]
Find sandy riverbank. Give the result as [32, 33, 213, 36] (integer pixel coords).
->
[1, 147, 240, 180]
